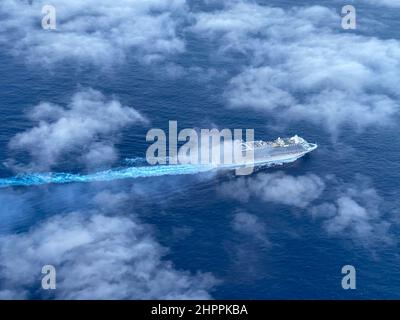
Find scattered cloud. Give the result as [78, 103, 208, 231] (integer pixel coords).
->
[191, 2, 400, 136]
[311, 176, 392, 245]
[359, 0, 400, 8]
[0, 190, 216, 299]
[232, 211, 270, 246]
[0, 0, 187, 66]
[8, 88, 146, 171]
[221, 170, 392, 246]
[220, 171, 325, 208]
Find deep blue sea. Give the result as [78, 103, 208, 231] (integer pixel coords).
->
[0, 0, 399, 299]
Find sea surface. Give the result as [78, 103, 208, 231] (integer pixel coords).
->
[0, 0, 399, 299]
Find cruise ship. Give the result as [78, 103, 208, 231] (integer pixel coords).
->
[240, 135, 317, 167]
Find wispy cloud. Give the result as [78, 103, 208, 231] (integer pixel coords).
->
[358, 0, 400, 8]
[311, 175, 392, 245]
[220, 170, 393, 246]
[8, 88, 146, 171]
[232, 211, 270, 246]
[191, 2, 400, 136]
[220, 171, 325, 208]
[0, 0, 187, 66]
[0, 189, 217, 299]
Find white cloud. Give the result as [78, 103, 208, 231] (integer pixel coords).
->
[8, 88, 146, 171]
[79, 143, 118, 169]
[0, 198, 216, 299]
[232, 211, 269, 246]
[221, 169, 392, 245]
[359, 0, 400, 8]
[192, 2, 400, 136]
[220, 171, 325, 208]
[92, 190, 131, 209]
[311, 176, 392, 244]
[0, 0, 187, 66]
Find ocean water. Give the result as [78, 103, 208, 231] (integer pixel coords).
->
[0, 0, 399, 299]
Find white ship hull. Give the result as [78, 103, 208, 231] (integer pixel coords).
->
[252, 142, 317, 167]
[217, 138, 317, 170]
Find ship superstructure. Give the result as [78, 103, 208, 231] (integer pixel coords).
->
[241, 135, 317, 166]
